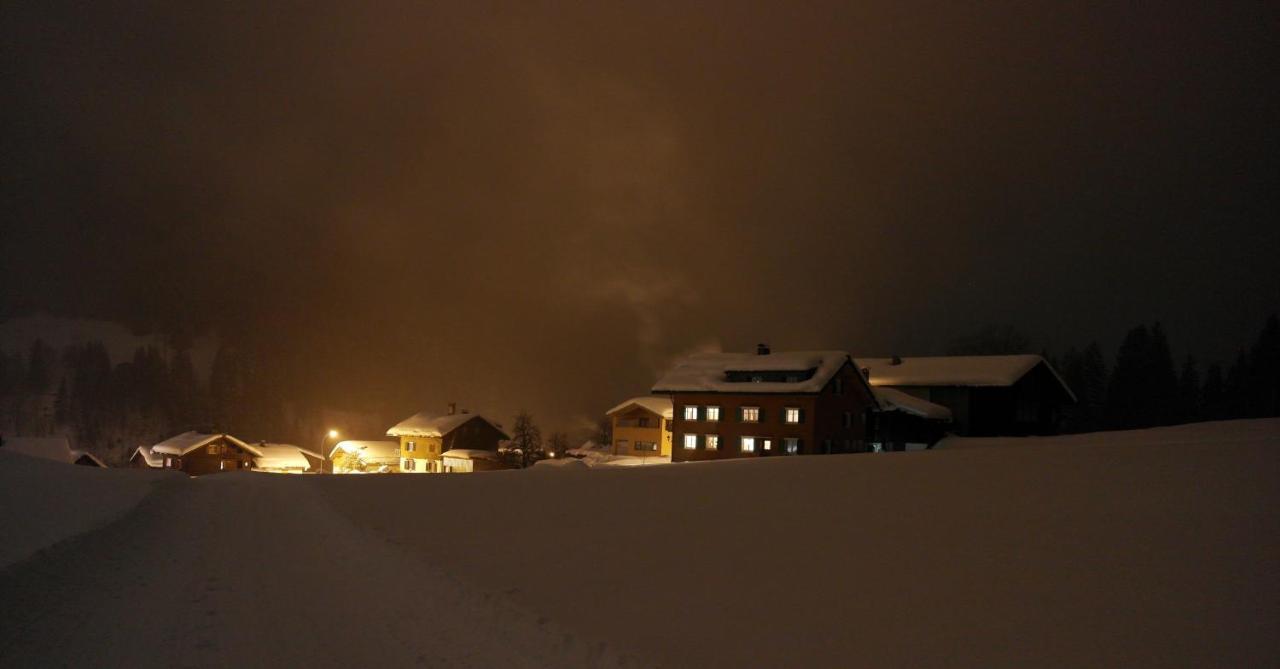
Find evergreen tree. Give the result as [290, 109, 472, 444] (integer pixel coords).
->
[1202, 362, 1226, 420]
[1223, 350, 1249, 420]
[1176, 355, 1201, 423]
[23, 339, 53, 394]
[1105, 324, 1151, 429]
[1077, 342, 1108, 432]
[1246, 313, 1279, 417]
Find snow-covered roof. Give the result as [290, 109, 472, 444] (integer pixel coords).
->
[858, 354, 1077, 401]
[69, 449, 107, 467]
[441, 449, 499, 461]
[329, 440, 400, 461]
[2, 437, 74, 463]
[131, 445, 165, 468]
[606, 396, 674, 419]
[252, 443, 315, 471]
[651, 350, 854, 394]
[151, 431, 262, 457]
[872, 387, 953, 421]
[386, 412, 511, 439]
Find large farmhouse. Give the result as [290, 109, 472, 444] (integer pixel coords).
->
[652, 346, 879, 462]
[386, 406, 510, 473]
[858, 355, 1076, 436]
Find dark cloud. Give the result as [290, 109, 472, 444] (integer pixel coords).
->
[2, 1, 1277, 429]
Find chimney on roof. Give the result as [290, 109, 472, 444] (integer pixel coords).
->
[447, 402, 456, 415]
[890, 355, 902, 366]
[757, 343, 770, 355]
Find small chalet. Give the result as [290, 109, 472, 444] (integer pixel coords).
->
[328, 440, 401, 474]
[652, 345, 879, 462]
[857, 354, 1076, 437]
[605, 396, 673, 459]
[150, 431, 260, 475]
[387, 406, 510, 473]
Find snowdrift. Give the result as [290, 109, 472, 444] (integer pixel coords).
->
[0, 451, 180, 569]
[317, 418, 1280, 667]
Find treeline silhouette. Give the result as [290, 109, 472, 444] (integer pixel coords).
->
[0, 340, 290, 464]
[950, 315, 1279, 434]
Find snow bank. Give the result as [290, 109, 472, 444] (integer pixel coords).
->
[0, 451, 180, 569]
[938, 417, 1280, 450]
[315, 418, 1280, 667]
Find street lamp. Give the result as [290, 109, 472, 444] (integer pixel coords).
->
[318, 429, 339, 473]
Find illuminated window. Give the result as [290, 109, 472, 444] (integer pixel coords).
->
[404, 458, 415, 471]
[762, 439, 773, 451]
[741, 407, 760, 423]
[784, 438, 800, 454]
[706, 434, 719, 450]
[207, 443, 223, 455]
[784, 407, 801, 424]
[741, 436, 756, 452]
[683, 434, 698, 449]
[683, 406, 699, 421]
[406, 441, 416, 452]
[706, 406, 721, 421]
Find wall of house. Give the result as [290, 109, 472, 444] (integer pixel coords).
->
[399, 435, 444, 473]
[668, 362, 878, 462]
[611, 407, 672, 457]
[441, 418, 506, 452]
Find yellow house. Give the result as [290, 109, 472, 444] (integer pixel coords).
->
[386, 408, 510, 473]
[327, 440, 401, 474]
[606, 396, 673, 458]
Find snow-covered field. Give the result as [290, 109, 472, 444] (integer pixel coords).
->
[2, 418, 1277, 667]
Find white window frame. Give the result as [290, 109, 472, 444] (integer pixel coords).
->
[706, 434, 719, 450]
[706, 406, 721, 422]
[741, 436, 756, 452]
[762, 439, 773, 451]
[784, 438, 799, 454]
[682, 434, 698, 450]
[784, 407, 801, 424]
[683, 406, 699, 421]
[741, 407, 760, 423]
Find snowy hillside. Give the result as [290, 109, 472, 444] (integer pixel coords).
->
[1, 419, 1276, 667]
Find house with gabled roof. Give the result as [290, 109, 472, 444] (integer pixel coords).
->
[328, 440, 401, 474]
[129, 445, 164, 469]
[386, 405, 510, 473]
[652, 345, 879, 462]
[857, 354, 1076, 436]
[149, 431, 260, 475]
[605, 396, 673, 459]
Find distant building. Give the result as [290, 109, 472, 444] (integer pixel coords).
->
[652, 346, 879, 462]
[440, 449, 506, 473]
[129, 445, 164, 469]
[857, 355, 1076, 437]
[150, 431, 259, 475]
[251, 443, 322, 474]
[605, 396, 673, 459]
[328, 440, 401, 474]
[869, 386, 952, 451]
[2, 436, 106, 467]
[386, 406, 510, 473]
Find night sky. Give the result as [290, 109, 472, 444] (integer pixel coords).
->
[2, 1, 1277, 431]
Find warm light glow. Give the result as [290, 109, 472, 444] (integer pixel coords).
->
[327, 429, 339, 439]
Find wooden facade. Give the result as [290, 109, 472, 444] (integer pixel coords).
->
[889, 362, 1073, 437]
[150, 433, 259, 476]
[608, 399, 673, 458]
[390, 411, 510, 474]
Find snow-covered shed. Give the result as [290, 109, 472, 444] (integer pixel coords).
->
[251, 443, 322, 473]
[1, 436, 105, 467]
[651, 346, 880, 460]
[870, 387, 953, 451]
[328, 440, 400, 474]
[150, 432, 261, 475]
[440, 448, 506, 473]
[857, 354, 1076, 437]
[387, 408, 510, 473]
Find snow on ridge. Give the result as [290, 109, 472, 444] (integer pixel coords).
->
[151, 431, 262, 457]
[386, 412, 510, 439]
[652, 350, 851, 394]
[872, 386, 952, 420]
[605, 396, 673, 419]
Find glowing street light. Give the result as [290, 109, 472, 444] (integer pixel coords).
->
[318, 429, 340, 473]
